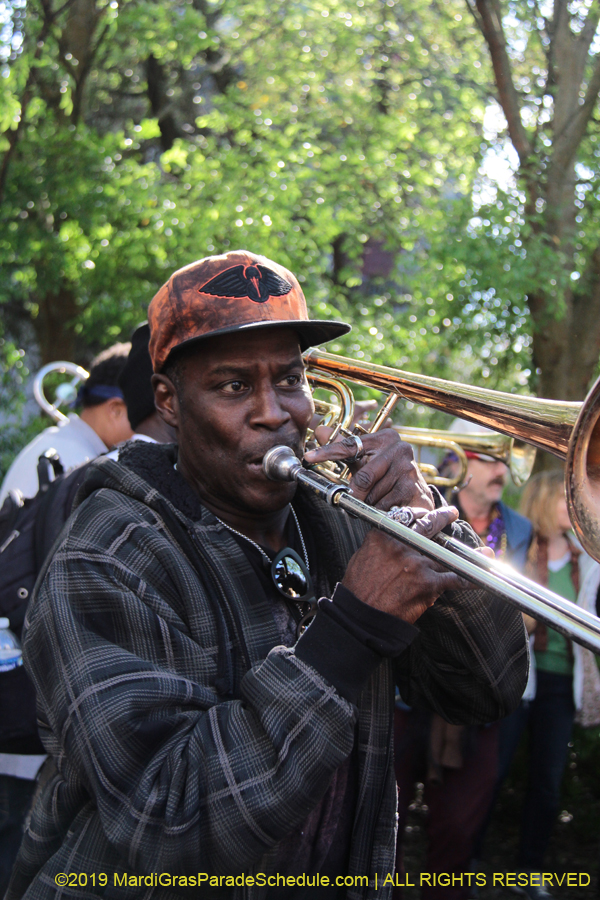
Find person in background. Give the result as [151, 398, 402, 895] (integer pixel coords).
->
[393, 419, 532, 900]
[443, 419, 532, 568]
[34, 324, 175, 557]
[490, 470, 593, 900]
[113, 323, 176, 450]
[0, 343, 133, 503]
[0, 338, 142, 897]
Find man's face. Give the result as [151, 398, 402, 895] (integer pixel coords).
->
[462, 456, 509, 510]
[155, 327, 314, 518]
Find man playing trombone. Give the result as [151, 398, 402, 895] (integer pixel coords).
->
[8, 251, 528, 900]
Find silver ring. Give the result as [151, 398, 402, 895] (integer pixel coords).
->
[387, 506, 416, 528]
[343, 434, 365, 464]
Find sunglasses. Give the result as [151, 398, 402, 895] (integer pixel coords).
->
[271, 548, 316, 636]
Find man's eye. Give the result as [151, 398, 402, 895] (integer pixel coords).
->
[280, 374, 302, 387]
[223, 381, 246, 393]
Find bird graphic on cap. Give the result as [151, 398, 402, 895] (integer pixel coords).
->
[200, 264, 292, 303]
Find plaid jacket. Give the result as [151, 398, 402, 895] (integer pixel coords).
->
[9, 442, 528, 900]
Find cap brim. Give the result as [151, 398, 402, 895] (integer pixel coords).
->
[160, 319, 351, 370]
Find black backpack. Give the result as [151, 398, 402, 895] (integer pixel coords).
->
[0, 451, 91, 750]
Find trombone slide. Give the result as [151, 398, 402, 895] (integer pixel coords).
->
[263, 446, 600, 656]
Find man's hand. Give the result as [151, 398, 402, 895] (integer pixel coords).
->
[304, 426, 434, 511]
[304, 428, 471, 622]
[342, 508, 464, 624]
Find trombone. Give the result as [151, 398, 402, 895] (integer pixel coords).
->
[305, 349, 600, 564]
[396, 427, 535, 489]
[287, 350, 600, 654]
[308, 371, 537, 490]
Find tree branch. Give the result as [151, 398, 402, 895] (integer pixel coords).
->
[579, 2, 600, 58]
[550, 51, 600, 175]
[464, 0, 485, 35]
[53, 0, 79, 22]
[530, 0, 552, 76]
[471, 0, 532, 163]
[569, 242, 600, 384]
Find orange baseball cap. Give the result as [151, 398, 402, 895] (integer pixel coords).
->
[148, 250, 351, 372]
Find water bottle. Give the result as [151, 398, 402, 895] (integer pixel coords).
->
[0, 617, 23, 672]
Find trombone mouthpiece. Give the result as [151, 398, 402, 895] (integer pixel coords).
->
[262, 446, 302, 482]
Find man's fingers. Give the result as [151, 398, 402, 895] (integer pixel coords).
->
[304, 433, 367, 464]
[478, 546, 495, 559]
[304, 428, 435, 511]
[411, 507, 458, 538]
[311, 424, 336, 447]
[350, 452, 400, 502]
[433, 569, 471, 596]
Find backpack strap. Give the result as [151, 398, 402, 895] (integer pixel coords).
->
[0, 490, 25, 554]
[36, 448, 64, 492]
[33, 460, 92, 570]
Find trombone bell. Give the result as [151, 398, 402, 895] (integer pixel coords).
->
[566, 375, 600, 563]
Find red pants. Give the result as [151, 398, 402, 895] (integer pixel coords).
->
[393, 707, 498, 900]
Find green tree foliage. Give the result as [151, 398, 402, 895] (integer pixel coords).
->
[1, 0, 487, 381]
[0, 336, 45, 476]
[8, 0, 595, 485]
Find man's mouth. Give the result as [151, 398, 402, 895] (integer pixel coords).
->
[247, 439, 301, 471]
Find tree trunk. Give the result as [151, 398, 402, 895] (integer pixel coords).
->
[32, 285, 80, 365]
[467, 0, 600, 408]
[526, 174, 600, 403]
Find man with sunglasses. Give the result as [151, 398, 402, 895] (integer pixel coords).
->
[9, 252, 528, 900]
[442, 419, 532, 568]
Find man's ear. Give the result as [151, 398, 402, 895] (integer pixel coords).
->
[108, 397, 128, 422]
[152, 374, 180, 429]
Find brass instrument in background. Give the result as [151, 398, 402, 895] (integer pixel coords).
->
[309, 371, 537, 490]
[304, 348, 600, 565]
[33, 361, 89, 422]
[393, 427, 536, 489]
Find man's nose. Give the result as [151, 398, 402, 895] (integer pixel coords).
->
[251, 385, 291, 429]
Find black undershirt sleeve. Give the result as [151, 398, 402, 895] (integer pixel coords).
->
[295, 584, 418, 704]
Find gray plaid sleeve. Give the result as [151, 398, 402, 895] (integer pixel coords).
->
[393, 520, 529, 723]
[24, 495, 357, 876]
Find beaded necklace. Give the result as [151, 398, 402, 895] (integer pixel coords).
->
[483, 505, 507, 558]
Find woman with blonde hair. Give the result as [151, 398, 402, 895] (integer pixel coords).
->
[498, 469, 581, 900]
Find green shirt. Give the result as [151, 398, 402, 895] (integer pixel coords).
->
[534, 558, 575, 676]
